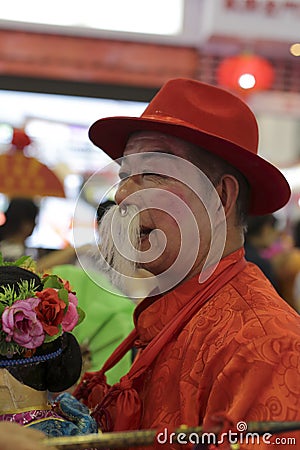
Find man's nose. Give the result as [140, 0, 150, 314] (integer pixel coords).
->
[115, 175, 142, 205]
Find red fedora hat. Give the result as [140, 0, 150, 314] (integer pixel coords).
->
[89, 78, 290, 215]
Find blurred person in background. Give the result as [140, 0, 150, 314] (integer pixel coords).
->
[260, 217, 300, 313]
[0, 197, 39, 261]
[245, 214, 300, 312]
[278, 217, 300, 313]
[293, 218, 300, 249]
[244, 214, 279, 290]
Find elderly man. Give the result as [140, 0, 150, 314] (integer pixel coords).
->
[75, 79, 299, 449]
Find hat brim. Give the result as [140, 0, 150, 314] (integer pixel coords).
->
[89, 116, 291, 215]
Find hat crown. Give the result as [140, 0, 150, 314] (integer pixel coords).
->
[142, 78, 258, 154]
[88, 77, 290, 214]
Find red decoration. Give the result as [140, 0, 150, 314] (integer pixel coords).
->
[11, 128, 32, 150]
[0, 152, 65, 198]
[0, 127, 65, 197]
[217, 53, 275, 92]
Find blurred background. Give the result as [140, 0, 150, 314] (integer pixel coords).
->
[0, 0, 299, 252]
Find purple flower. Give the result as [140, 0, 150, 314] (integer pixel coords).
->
[2, 298, 45, 349]
[62, 292, 79, 332]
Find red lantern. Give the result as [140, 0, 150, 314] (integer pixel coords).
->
[217, 53, 275, 92]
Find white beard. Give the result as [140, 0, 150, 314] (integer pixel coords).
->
[96, 204, 141, 294]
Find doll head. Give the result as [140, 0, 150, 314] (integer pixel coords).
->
[0, 259, 84, 391]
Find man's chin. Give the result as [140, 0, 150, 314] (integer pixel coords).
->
[139, 260, 174, 277]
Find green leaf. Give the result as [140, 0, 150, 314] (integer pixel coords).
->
[9, 255, 32, 267]
[42, 275, 63, 289]
[0, 285, 17, 306]
[76, 307, 86, 326]
[0, 253, 35, 269]
[16, 279, 37, 300]
[44, 326, 62, 343]
[58, 288, 69, 304]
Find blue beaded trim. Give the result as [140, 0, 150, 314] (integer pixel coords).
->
[0, 347, 63, 367]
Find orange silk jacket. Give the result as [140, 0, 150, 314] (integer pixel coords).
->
[77, 249, 300, 449]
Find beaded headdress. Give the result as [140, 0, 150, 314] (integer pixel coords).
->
[0, 254, 85, 367]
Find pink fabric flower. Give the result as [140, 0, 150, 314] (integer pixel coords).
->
[62, 292, 79, 332]
[2, 298, 45, 349]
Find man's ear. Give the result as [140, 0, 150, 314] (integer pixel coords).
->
[215, 174, 239, 218]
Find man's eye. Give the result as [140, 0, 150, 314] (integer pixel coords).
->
[142, 172, 168, 180]
[118, 171, 167, 181]
[142, 172, 157, 177]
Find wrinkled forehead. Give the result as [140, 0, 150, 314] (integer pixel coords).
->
[123, 130, 194, 158]
[120, 134, 209, 191]
[120, 151, 183, 178]
[121, 131, 201, 177]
